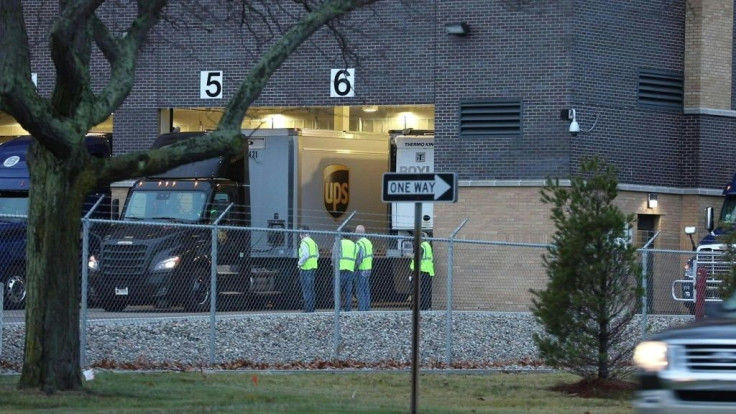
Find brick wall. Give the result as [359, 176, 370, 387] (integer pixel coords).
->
[685, 0, 733, 110]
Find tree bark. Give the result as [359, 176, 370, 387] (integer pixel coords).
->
[18, 142, 91, 393]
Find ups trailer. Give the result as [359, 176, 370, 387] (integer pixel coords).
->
[91, 128, 434, 311]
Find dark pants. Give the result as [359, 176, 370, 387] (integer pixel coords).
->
[300, 269, 315, 313]
[420, 272, 433, 311]
[340, 270, 355, 311]
[356, 270, 371, 311]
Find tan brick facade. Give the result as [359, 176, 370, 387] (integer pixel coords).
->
[684, 0, 734, 109]
[431, 186, 724, 312]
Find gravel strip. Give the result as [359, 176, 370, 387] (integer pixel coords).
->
[1, 311, 693, 373]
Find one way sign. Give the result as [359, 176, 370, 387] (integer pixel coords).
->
[382, 173, 457, 203]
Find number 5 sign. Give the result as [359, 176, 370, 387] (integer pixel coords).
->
[330, 69, 355, 97]
[200, 71, 223, 99]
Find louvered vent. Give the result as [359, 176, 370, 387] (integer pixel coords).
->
[638, 70, 683, 108]
[460, 101, 521, 137]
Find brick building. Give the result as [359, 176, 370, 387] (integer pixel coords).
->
[3, 0, 736, 310]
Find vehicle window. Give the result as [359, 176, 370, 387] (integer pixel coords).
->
[209, 192, 232, 222]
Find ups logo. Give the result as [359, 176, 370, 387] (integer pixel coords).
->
[323, 164, 349, 218]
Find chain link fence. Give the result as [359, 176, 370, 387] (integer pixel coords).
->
[0, 208, 709, 367]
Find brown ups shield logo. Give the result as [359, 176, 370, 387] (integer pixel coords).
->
[323, 164, 349, 218]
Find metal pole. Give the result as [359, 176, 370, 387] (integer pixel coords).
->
[333, 211, 357, 359]
[446, 218, 468, 366]
[209, 203, 233, 366]
[209, 222, 218, 365]
[80, 217, 89, 367]
[639, 232, 659, 339]
[411, 202, 422, 414]
[80, 195, 104, 368]
[333, 232, 341, 359]
[641, 251, 648, 338]
[1, 283, 3, 359]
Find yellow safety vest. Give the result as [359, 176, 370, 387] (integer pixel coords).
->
[356, 237, 373, 271]
[300, 237, 318, 270]
[339, 239, 357, 271]
[410, 241, 435, 276]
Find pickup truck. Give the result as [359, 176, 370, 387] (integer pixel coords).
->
[633, 295, 736, 413]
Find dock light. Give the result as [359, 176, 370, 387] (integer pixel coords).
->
[647, 193, 658, 209]
[444, 22, 469, 36]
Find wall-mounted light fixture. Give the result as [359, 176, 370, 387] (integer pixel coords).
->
[647, 193, 658, 209]
[445, 22, 469, 36]
[362, 105, 378, 113]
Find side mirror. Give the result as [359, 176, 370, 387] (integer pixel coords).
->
[705, 207, 715, 232]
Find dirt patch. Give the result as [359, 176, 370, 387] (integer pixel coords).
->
[549, 377, 636, 399]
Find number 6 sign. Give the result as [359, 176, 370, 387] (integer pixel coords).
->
[330, 69, 355, 97]
[200, 71, 223, 99]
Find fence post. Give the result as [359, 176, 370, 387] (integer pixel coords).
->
[209, 203, 233, 366]
[80, 195, 105, 368]
[1, 283, 3, 359]
[446, 219, 468, 366]
[333, 211, 357, 359]
[639, 232, 658, 339]
[641, 250, 648, 339]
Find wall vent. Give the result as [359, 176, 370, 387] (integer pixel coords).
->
[638, 70, 683, 109]
[460, 100, 521, 137]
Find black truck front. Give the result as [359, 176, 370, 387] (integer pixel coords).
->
[89, 180, 215, 311]
[89, 224, 211, 311]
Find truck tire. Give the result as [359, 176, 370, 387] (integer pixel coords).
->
[3, 265, 26, 310]
[184, 273, 210, 312]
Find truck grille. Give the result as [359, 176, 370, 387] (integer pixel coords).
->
[696, 250, 731, 278]
[102, 244, 148, 276]
[684, 344, 736, 371]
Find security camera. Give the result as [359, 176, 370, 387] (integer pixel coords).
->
[569, 119, 580, 136]
[568, 109, 580, 136]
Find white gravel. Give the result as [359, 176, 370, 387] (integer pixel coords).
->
[0, 311, 693, 373]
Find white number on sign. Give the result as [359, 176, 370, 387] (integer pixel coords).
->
[200, 71, 223, 99]
[330, 69, 355, 97]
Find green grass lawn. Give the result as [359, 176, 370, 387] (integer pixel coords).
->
[0, 371, 635, 413]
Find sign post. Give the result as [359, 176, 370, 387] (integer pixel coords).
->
[382, 172, 457, 414]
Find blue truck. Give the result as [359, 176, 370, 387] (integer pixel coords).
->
[673, 174, 736, 313]
[0, 135, 112, 309]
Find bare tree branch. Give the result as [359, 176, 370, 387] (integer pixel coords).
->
[102, 0, 382, 185]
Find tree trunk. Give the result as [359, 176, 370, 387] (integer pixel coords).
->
[18, 143, 88, 393]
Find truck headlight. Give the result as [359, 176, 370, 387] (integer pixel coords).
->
[153, 256, 181, 271]
[634, 341, 668, 372]
[684, 262, 694, 278]
[88, 255, 99, 271]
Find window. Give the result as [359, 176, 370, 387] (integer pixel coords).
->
[460, 100, 522, 138]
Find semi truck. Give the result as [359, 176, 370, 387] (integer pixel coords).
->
[90, 128, 434, 311]
[0, 134, 113, 309]
[673, 173, 736, 312]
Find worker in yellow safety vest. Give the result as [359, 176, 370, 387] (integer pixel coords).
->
[298, 227, 319, 312]
[354, 225, 373, 311]
[410, 232, 435, 310]
[334, 231, 357, 311]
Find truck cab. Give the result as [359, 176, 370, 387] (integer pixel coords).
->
[0, 134, 112, 309]
[674, 173, 736, 312]
[89, 132, 251, 311]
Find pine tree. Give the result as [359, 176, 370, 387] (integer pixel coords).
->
[531, 156, 643, 380]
